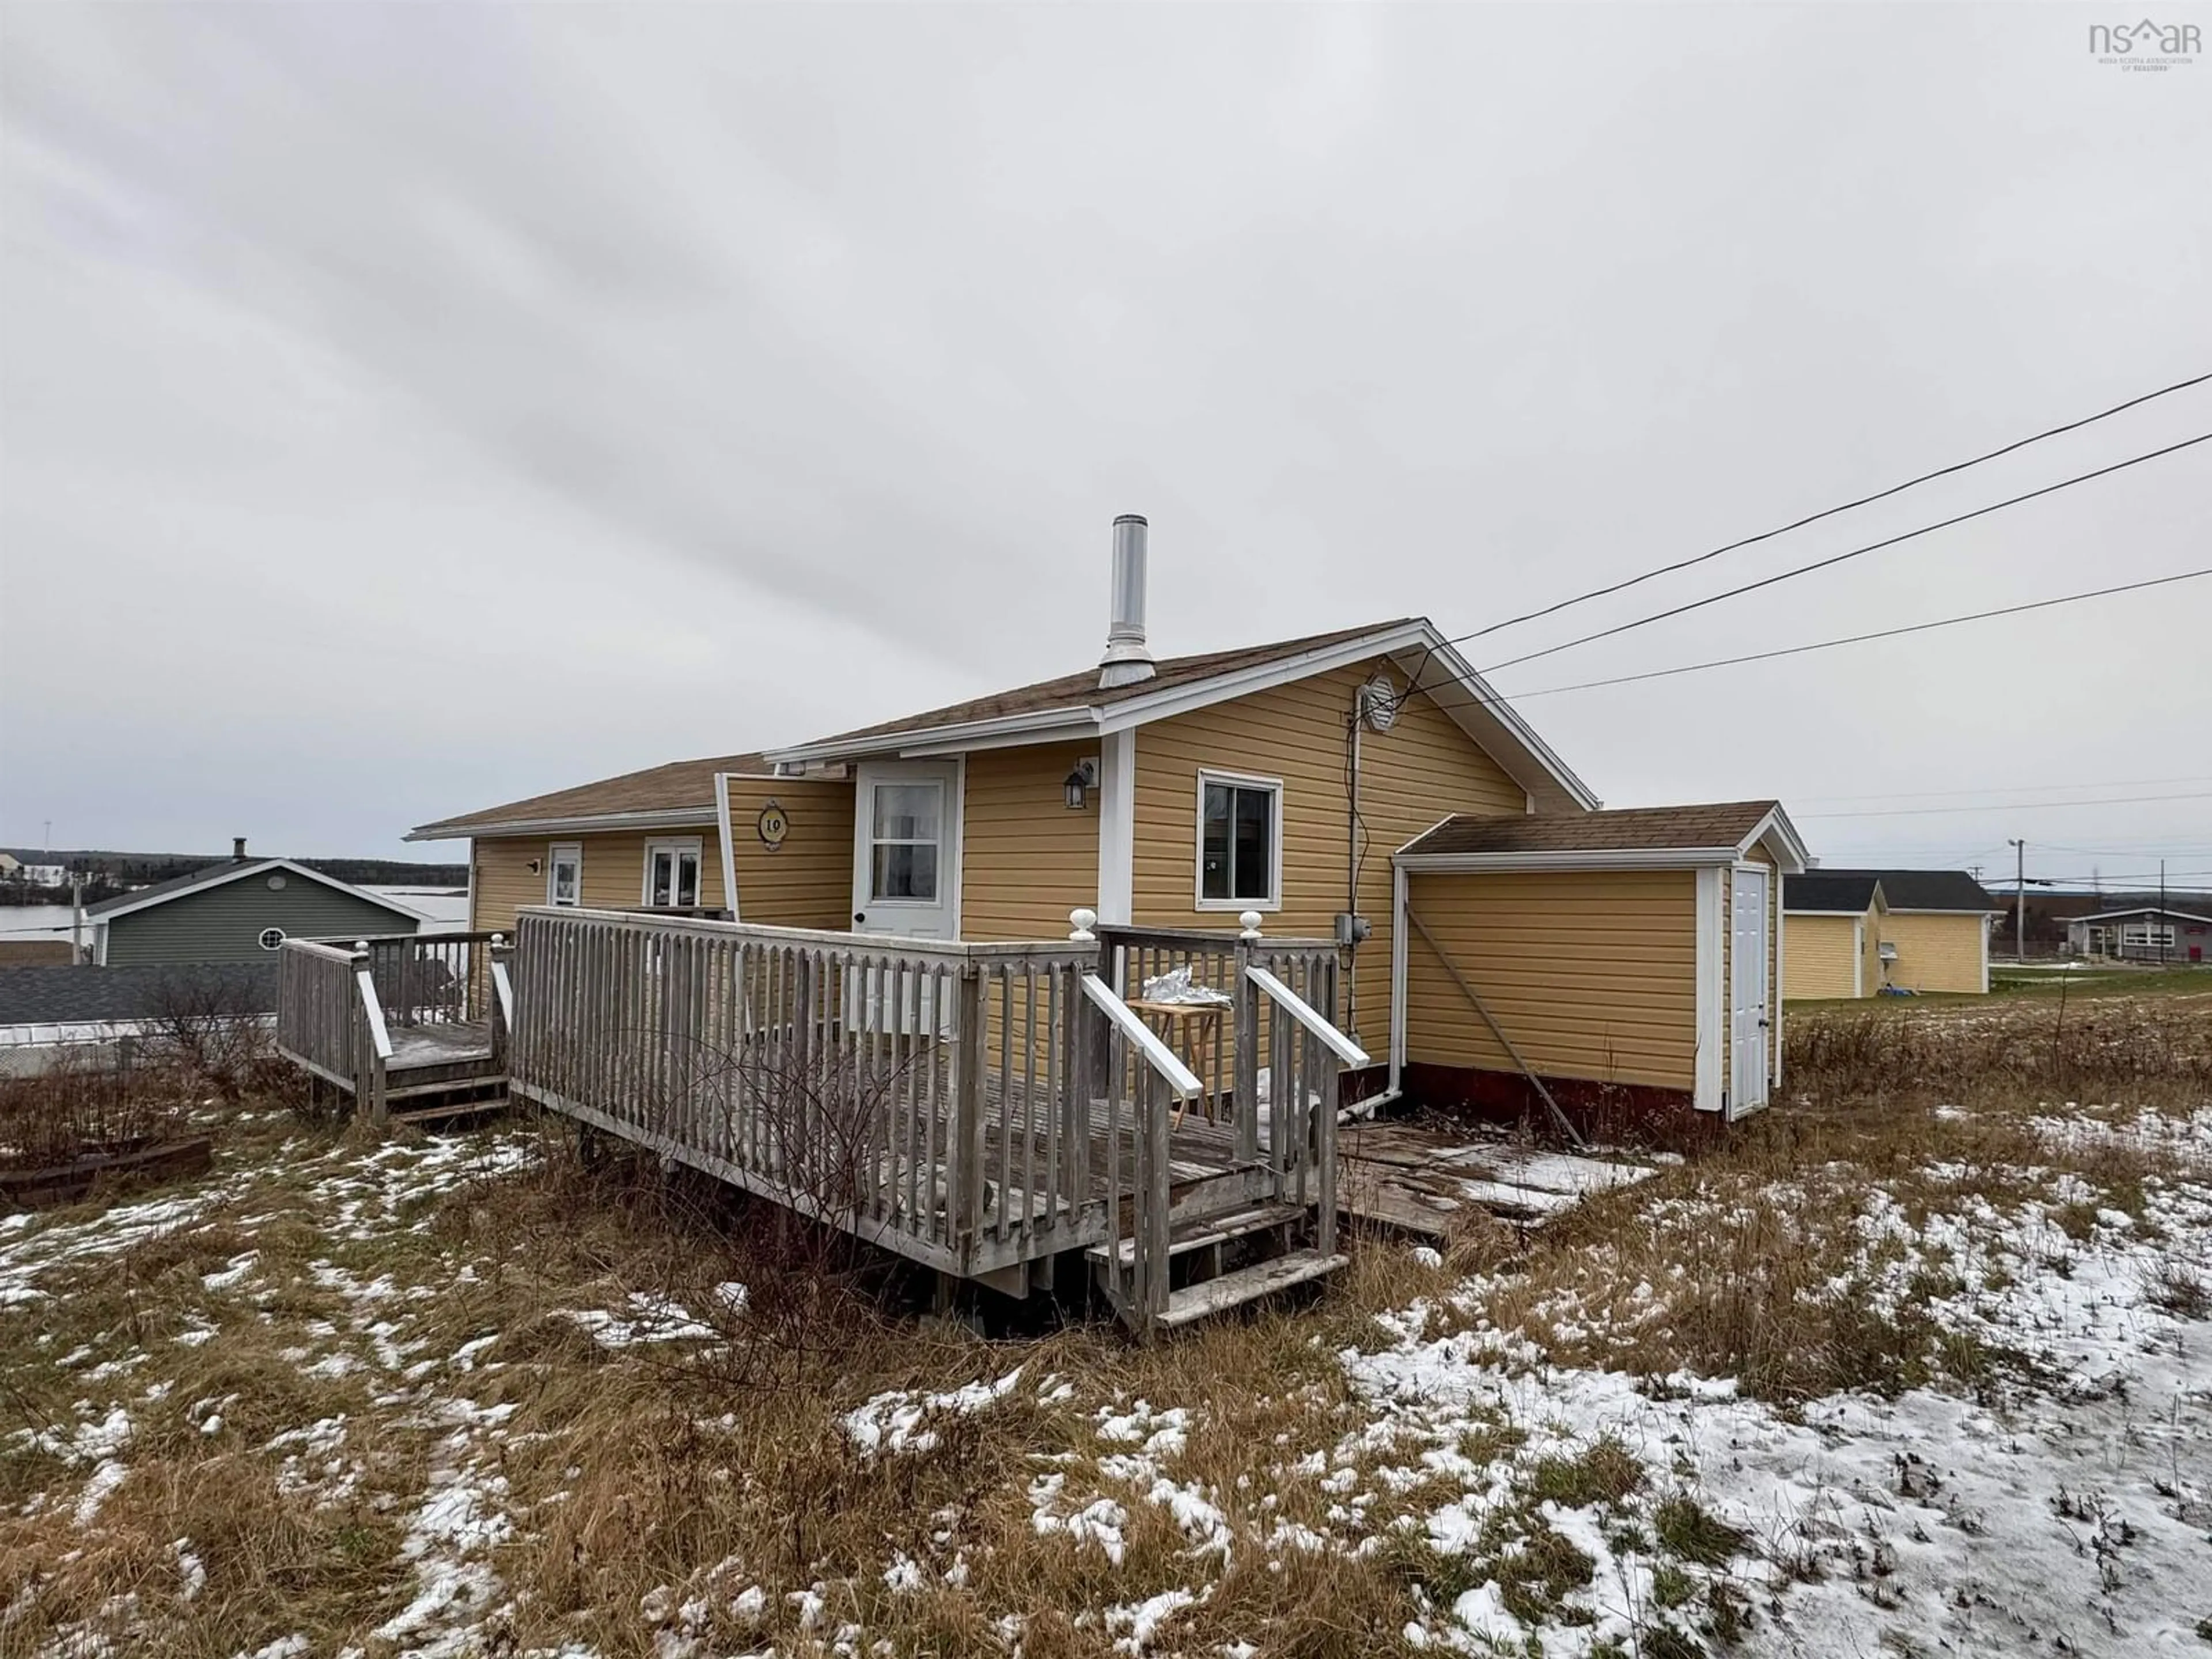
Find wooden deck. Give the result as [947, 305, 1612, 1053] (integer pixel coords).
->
[275, 934, 510, 1117]
[1338, 1118, 1660, 1236]
[501, 907, 1357, 1334]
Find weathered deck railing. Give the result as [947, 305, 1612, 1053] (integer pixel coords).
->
[275, 939, 393, 1117]
[356, 931, 504, 1029]
[1092, 919, 1349, 1211]
[504, 907, 1358, 1317]
[508, 908, 1104, 1275]
[1081, 969, 1205, 1335]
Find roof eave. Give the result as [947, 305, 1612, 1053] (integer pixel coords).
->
[406, 806, 724, 842]
[1396, 845, 1750, 873]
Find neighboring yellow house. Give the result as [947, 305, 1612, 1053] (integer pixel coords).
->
[1785, 868, 1999, 995]
[1782, 873, 1889, 999]
[410, 516, 1808, 1122]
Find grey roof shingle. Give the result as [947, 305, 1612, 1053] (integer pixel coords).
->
[1785, 873, 1884, 913]
[1813, 869, 1999, 912]
[0, 962, 278, 1027]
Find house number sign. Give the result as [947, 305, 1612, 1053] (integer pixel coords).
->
[756, 802, 790, 850]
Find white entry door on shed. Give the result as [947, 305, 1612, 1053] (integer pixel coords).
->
[1729, 866, 1771, 1115]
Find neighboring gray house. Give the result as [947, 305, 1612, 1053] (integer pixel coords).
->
[85, 848, 423, 966]
[2065, 906, 2212, 964]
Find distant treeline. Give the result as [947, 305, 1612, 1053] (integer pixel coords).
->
[1, 849, 465, 906]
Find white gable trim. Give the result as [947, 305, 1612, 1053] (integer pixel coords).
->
[759, 620, 1603, 814]
[88, 859, 430, 926]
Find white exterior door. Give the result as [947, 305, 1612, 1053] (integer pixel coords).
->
[851, 762, 961, 1033]
[851, 762, 960, 938]
[1730, 866, 1771, 1114]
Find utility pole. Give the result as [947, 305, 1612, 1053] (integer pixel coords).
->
[2009, 838, 2027, 963]
[2161, 858, 2169, 968]
[70, 874, 84, 965]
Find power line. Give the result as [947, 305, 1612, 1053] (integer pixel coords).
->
[1492, 566, 2212, 700]
[1456, 368, 2212, 645]
[1479, 432, 2212, 673]
[1789, 772, 2212, 805]
[1801, 790, 2212, 821]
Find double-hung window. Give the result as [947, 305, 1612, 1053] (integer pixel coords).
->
[1196, 771, 1281, 911]
[642, 838, 703, 908]
[2122, 922, 2175, 949]
[547, 843, 582, 907]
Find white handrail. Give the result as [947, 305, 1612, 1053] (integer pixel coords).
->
[1080, 972, 1204, 1099]
[490, 959, 514, 1029]
[1245, 965, 1369, 1067]
[354, 967, 393, 1060]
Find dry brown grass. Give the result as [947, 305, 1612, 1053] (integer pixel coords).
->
[5, 988, 2207, 1656]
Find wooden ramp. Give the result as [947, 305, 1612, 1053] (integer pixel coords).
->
[1338, 1118, 1660, 1237]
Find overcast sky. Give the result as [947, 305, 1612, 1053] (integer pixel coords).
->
[3, 4, 2208, 887]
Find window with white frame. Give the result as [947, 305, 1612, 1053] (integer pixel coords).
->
[2121, 922, 2176, 949]
[1197, 771, 1281, 909]
[547, 842, 582, 907]
[642, 838, 703, 908]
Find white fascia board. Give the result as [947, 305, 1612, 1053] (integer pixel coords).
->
[763, 706, 1093, 767]
[408, 808, 721, 842]
[893, 719, 1101, 758]
[1785, 906, 1873, 917]
[1885, 906, 2016, 916]
[1694, 866, 1724, 1112]
[1394, 847, 1743, 873]
[1397, 634, 1603, 812]
[714, 773, 741, 924]
[89, 859, 431, 926]
[1093, 622, 1434, 735]
[1739, 804, 1811, 874]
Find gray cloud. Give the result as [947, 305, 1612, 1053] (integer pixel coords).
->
[3, 3, 2208, 877]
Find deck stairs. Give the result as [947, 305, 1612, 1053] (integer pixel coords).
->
[1086, 1198, 1347, 1327]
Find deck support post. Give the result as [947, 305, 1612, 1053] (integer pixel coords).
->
[951, 963, 986, 1256]
[1232, 935, 1260, 1185]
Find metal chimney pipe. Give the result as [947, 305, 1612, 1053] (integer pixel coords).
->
[233, 836, 248, 862]
[1099, 513, 1157, 688]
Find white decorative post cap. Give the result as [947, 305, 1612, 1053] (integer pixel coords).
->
[1238, 910, 1264, 940]
[1070, 907, 1098, 942]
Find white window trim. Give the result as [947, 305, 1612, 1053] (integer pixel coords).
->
[547, 842, 583, 908]
[641, 836, 706, 908]
[1193, 768, 1285, 914]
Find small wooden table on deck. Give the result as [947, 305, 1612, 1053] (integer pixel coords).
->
[1126, 998, 1230, 1126]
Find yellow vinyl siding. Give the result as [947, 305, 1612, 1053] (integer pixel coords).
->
[471, 828, 723, 934]
[1402, 870, 1698, 1090]
[1783, 914, 1862, 999]
[1132, 656, 1528, 1048]
[468, 778, 855, 935]
[725, 777, 855, 930]
[960, 743, 1101, 944]
[1883, 911, 1988, 994]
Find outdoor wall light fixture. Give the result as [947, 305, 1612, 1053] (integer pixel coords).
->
[527, 858, 541, 874]
[1063, 757, 1100, 810]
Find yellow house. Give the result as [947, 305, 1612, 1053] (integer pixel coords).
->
[409, 517, 1806, 1124]
[1782, 873, 1890, 999]
[1787, 868, 1999, 995]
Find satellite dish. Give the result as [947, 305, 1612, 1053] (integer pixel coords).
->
[1359, 673, 1399, 733]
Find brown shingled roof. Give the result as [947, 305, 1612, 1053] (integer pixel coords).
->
[413, 753, 771, 838]
[1400, 801, 1781, 859]
[413, 616, 1440, 839]
[797, 619, 1419, 749]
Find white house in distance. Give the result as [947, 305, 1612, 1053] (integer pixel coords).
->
[2065, 906, 2212, 964]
